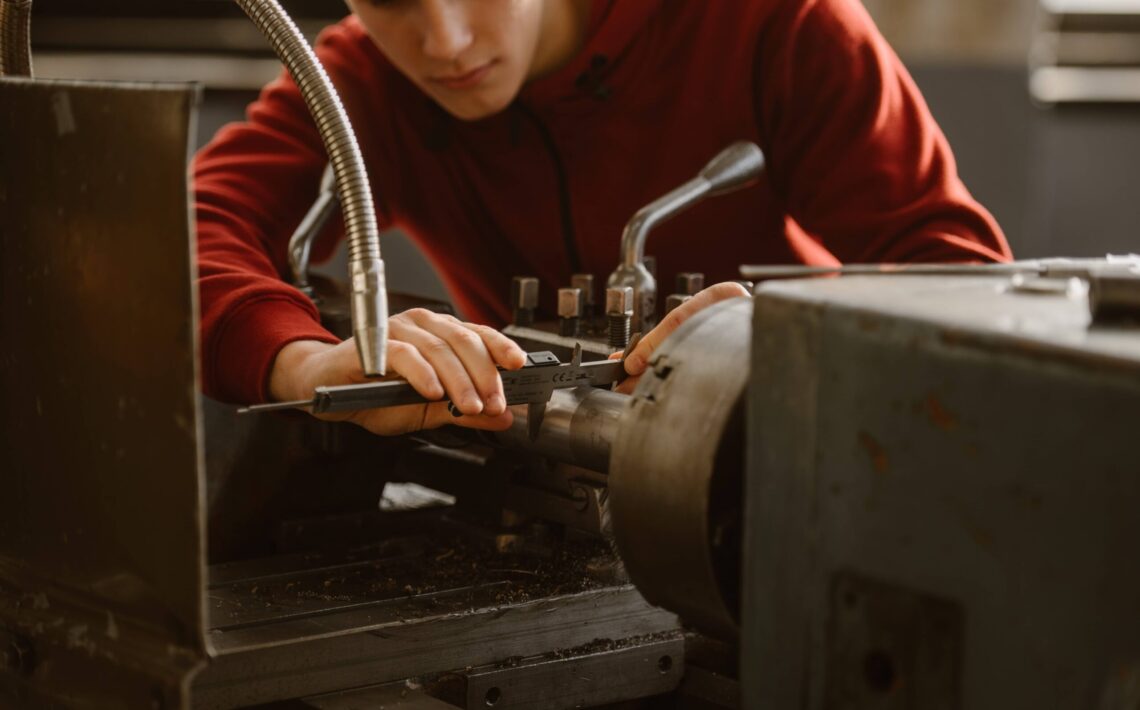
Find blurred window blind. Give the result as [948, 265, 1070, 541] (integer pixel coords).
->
[1032, 0, 1140, 102]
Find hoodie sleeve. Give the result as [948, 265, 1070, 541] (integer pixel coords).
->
[193, 20, 390, 404]
[752, 0, 1012, 264]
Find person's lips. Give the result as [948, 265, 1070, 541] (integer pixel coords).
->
[430, 60, 496, 90]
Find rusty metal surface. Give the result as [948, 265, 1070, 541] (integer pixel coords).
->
[0, 77, 206, 705]
[744, 274, 1140, 709]
[609, 298, 752, 641]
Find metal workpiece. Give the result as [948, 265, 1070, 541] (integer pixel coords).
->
[235, 0, 388, 375]
[288, 163, 337, 295]
[610, 297, 753, 641]
[608, 141, 764, 333]
[0, 0, 32, 76]
[558, 286, 581, 337]
[665, 293, 692, 315]
[488, 387, 629, 473]
[511, 275, 540, 326]
[606, 286, 634, 350]
[676, 272, 705, 296]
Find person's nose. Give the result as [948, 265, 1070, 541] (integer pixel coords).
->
[420, 0, 473, 61]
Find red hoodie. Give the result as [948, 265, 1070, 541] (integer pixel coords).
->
[194, 0, 1011, 404]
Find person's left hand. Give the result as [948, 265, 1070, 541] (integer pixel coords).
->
[611, 282, 750, 395]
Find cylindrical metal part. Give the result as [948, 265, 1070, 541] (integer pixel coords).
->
[288, 163, 337, 294]
[606, 286, 633, 350]
[571, 273, 596, 317]
[608, 315, 630, 350]
[487, 387, 629, 473]
[665, 293, 692, 315]
[235, 0, 388, 375]
[0, 0, 33, 77]
[511, 276, 539, 326]
[609, 296, 753, 640]
[676, 272, 705, 296]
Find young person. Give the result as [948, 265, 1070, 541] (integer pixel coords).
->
[194, 0, 1011, 435]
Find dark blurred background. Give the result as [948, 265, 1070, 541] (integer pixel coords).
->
[28, 0, 1140, 304]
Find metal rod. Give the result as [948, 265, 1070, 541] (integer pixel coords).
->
[739, 262, 1041, 280]
[608, 141, 764, 333]
[288, 163, 337, 294]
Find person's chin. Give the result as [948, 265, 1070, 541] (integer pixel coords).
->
[419, 74, 514, 121]
[438, 91, 513, 122]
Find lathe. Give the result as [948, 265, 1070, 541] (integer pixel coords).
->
[4, 20, 1140, 710]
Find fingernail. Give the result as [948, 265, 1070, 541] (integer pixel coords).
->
[486, 393, 505, 414]
[463, 395, 484, 415]
[625, 354, 645, 375]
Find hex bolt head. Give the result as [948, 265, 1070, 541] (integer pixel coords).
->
[675, 272, 705, 296]
[665, 293, 692, 315]
[511, 276, 539, 310]
[558, 287, 582, 318]
[605, 286, 634, 316]
[510, 276, 539, 326]
[570, 274, 595, 308]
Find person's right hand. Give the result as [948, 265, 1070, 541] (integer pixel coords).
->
[267, 309, 528, 436]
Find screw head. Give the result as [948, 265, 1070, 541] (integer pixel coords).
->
[665, 293, 692, 315]
[605, 286, 633, 316]
[510, 276, 539, 309]
[570, 274, 595, 306]
[675, 272, 705, 295]
[558, 288, 581, 318]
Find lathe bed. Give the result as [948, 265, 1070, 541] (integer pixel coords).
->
[194, 508, 683, 708]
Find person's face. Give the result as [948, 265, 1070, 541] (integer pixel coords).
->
[348, 0, 547, 121]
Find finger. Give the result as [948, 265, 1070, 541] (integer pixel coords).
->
[351, 402, 433, 436]
[463, 322, 527, 370]
[392, 312, 485, 416]
[407, 311, 508, 416]
[624, 282, 749, 376]
[423, 404, 515, 432]
[614, 373, 641, 395]
[384, 339, 445, 401]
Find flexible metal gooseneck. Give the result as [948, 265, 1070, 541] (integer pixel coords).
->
[233, 0, 390, 376]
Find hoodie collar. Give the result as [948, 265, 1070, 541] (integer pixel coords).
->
[520, 0, 665, 107]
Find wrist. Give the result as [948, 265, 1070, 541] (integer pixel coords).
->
[267, 339, 335, 402]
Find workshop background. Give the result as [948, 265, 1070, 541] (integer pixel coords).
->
[28, 0, 1140, 304]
